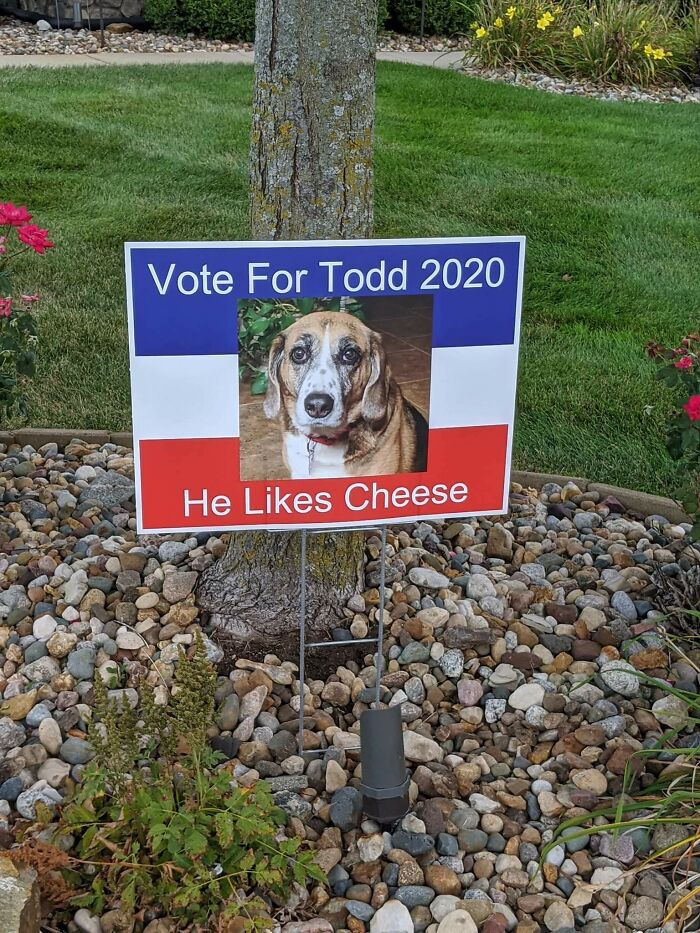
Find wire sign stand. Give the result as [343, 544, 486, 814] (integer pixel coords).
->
[296, 524, 388, 757]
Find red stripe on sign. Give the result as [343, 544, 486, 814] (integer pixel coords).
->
[139, 426, 509, 532]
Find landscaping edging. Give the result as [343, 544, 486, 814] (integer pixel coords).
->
[1, 427, 690, 525]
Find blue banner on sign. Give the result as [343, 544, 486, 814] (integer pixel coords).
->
[127, 238, 524, 357]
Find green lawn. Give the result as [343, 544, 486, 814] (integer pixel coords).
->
[2, 62, 698, 494]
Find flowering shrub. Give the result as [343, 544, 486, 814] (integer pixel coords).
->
[469, 0, 696, 86]
[0, 202, 54, 419]
[647, 334, 700, 538]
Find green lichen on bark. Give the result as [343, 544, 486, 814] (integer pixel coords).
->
[250, 0, 378, 240]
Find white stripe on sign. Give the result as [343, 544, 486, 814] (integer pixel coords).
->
[130, 354, 240, 440]
[428, 345, 519, 429]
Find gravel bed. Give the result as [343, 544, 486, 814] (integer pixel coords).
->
[460, 57, 700, 105]
[1, 435, 697, 931]
[0, 17, 466, 55]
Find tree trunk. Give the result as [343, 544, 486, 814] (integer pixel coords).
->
[250, 0, 377, 240]
[198, 0, 378, 648]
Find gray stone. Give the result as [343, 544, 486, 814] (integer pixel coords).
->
[393, 885, 435, 907]
[81, 470, 134, 508]
[59, 737, 94, 765]
[399, 642, 430, 664]
[66, 648, 95, 681]
[25, 704, 52, 728]
[0, 864, 41, 933]
[599, 659, 640, 697]
[346, 901, 375, 922]
[162, 571, 198, 603]
[21, 656, 60, 684]
[408, 567, 449, 589]
[329, 787, 363, 831]
[16, 781, 62, 819]
[625, 895, 664, 931]
[611, 590, 638, 621]
[370, 899, 413, 933]
[216, 694, 240, 731]
[438, 649, 464, 679]
[459, 828, 488, 853]
[158, 540, 191, 564]
[0, 717, 26, 752]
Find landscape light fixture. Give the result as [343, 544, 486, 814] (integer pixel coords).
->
[359, 705, 410, 823]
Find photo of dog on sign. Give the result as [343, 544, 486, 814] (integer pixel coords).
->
[238, 296, 432, 481]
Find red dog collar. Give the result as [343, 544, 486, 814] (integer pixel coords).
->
[305, 433, 347, 446]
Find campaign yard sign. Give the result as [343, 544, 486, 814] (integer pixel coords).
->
[125, 237, 525, 533]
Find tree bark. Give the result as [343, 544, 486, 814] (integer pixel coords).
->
[250, 0, 377, 240]
[198, 0, 378, 648]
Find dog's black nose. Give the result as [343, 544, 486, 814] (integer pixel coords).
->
[304, 392, 334, 419]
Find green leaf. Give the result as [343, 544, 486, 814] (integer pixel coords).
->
[249, 318, 271, 336]
[0, 271, 10, 297]
[250, 371, 268, 395]
[296, 298, 316, 315]
[184, 828, 208, 857]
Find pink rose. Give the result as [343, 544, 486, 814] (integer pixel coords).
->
[0, 203, 32, 227]
[20, 294, 40, 303]
[17, 224, 54, 255]
[683, 395, 700, 422]
[675, 356, 693, 370]
[0, 297, 12, 318]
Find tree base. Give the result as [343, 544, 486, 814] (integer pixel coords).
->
[197, 530, 364, 653]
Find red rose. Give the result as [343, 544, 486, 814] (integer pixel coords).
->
[683, 395, 700, 422]
[0, 203, 32, 227]
[0, 297, 12, 318]
[17, 224, 54, 255]
[675, 356, 693, 370]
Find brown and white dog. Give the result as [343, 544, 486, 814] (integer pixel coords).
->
[263, 311, 428, 479]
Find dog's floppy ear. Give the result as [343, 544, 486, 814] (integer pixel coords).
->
[263, 334, 285, 418]
[362, 332, 390, 425]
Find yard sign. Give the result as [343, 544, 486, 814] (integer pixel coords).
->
[125, 237, 525, 533]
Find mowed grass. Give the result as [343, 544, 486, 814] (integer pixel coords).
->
[1, 62, 698, 493]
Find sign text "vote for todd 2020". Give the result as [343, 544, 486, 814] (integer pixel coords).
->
[125, 237, 525, 533]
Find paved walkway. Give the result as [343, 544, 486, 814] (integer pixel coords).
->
[0, 48, 464, 69]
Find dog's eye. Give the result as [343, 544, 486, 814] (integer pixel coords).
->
[341, 348, 360, 365]
[290, 347, 309, 364]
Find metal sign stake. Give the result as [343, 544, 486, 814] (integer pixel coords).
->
[296, 524, 388, 756]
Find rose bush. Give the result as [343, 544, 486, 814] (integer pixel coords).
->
[647, 334, 700, 537]
[0, 202, 54, 420]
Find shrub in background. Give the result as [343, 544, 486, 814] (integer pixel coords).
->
[470, 0, 692, 85]
[146, 0, 389, 42]
[388, 0, 476, 36]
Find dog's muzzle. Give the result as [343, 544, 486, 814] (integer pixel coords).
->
[304, 392, 334, 420]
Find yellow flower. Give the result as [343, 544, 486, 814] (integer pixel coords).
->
[644, 43, 670, 59]
[470, 20, 479, 27]
[506, 5, 517, 17]
[554, 5, 562, 12]
[537, 11, 554, 29]
[494, 16, 504, 27]
[475, 26, 488, 38]
[572, 25, 583, 38]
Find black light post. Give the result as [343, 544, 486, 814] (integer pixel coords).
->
[359, 706, 409, 823]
